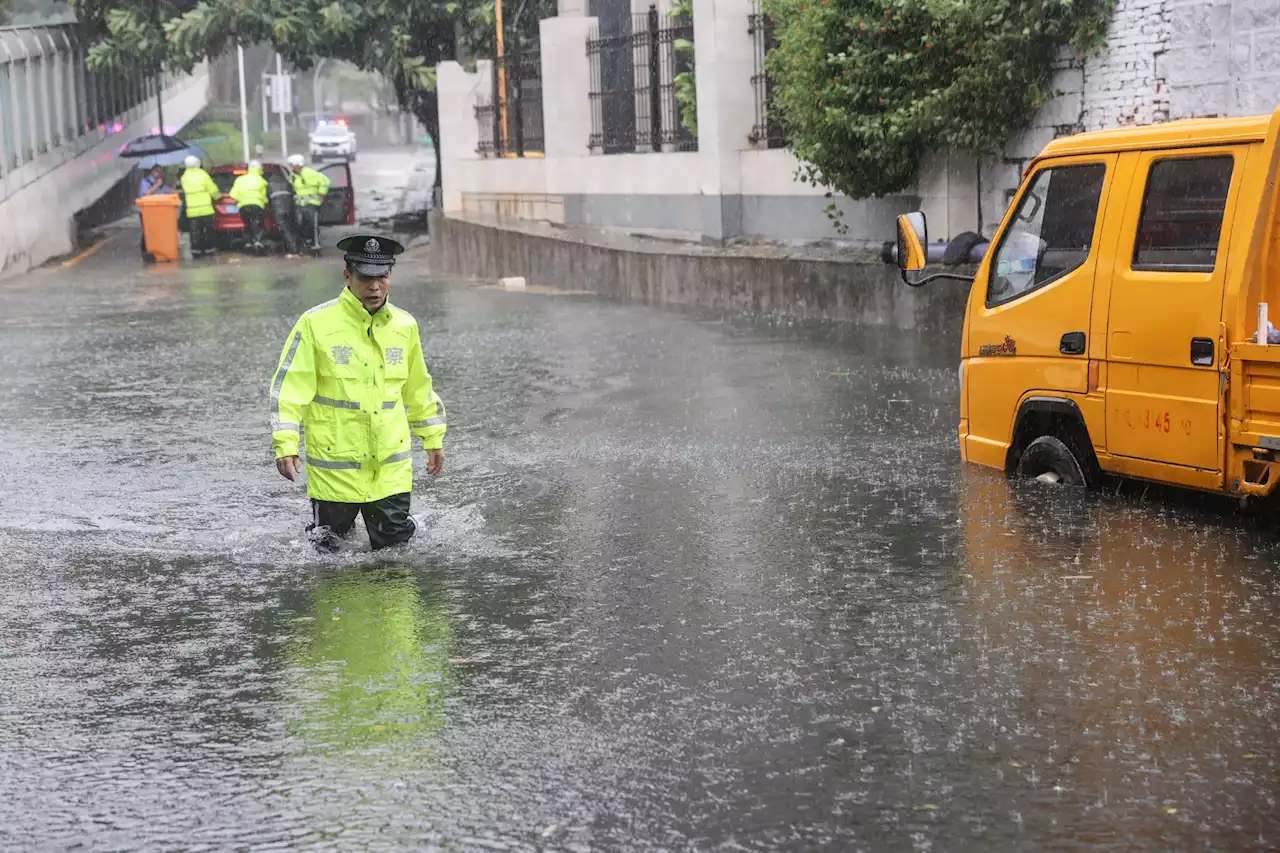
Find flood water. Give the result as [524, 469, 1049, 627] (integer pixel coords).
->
[1, 245, 1278, 851]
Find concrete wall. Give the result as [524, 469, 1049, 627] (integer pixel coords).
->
[429, 211, 972, 327]
[0, 68, 210, 277]
[440, 0, 1280, 247]
[438, 2, 925, 246]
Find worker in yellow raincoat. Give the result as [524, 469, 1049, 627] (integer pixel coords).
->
[179, 154, 224, 256]
[268, 235, 447, 551]
[287, 153, 331, 252]
[228, 160, 269, 253]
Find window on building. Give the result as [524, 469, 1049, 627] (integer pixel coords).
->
[1132, 156, 1234, 273]
[987, 163, 1106, 306]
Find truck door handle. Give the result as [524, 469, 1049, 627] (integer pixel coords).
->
[1191, 338, 1215, 366]
[1060, 331, 1086, 355]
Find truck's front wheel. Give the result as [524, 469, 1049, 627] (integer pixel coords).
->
[1017, 435, 1090, 487]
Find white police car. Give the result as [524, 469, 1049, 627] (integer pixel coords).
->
[309, 119, 357, 163]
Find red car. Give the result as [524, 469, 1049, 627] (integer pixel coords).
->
[208, 161, 355, 247]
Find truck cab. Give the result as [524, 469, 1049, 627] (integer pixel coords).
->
[896, 108, 1280, 499]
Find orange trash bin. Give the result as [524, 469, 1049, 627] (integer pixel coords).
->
[136, 193, 182, 262]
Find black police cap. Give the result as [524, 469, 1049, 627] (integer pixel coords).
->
[337, 234, 405, 277]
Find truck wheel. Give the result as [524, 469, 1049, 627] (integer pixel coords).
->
[1017, 435, 1090, 487]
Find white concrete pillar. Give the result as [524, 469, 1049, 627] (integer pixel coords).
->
[558, 0, 589, 15]
[437, 60, 490, 215]
[540, 16, 596, 159]
[916, 149, 979, 243]
[691, 0, 756, 242]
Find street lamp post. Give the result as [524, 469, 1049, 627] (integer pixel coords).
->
[237, 42, 250, 161]
[312, 57, 330, 124]
[276, 53, 287, 158]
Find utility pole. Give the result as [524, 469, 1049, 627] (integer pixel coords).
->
[151, 0, 166, 134]
[312, 57, 329, 124]
[155, 71, 164, 134]
[276, 53, 288, 158]
[496, 0, 508, 151]
[237, 42, 250, 161]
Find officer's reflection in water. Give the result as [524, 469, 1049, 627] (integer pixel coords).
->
[268, 235, 448, 553]
[283, 565, 451, 755]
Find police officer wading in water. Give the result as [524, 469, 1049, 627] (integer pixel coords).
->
[269, 235, 447, 552]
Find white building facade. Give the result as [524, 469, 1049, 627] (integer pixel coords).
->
[437, 0, 1280, 246]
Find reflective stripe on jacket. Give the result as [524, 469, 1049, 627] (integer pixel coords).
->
[229, 171, 268, 209]
[180, 167, 220, 218]
[290, 166, 331, 207]
[269, 287, 447, 503]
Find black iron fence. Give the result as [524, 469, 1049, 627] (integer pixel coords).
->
[477, 46, 545, 157]
[748, 6, 787, 149]
[587, 5, 697, 154]
[474, 98, 496, 155]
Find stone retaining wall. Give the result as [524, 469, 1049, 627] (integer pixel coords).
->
[428, 213, 973, 330]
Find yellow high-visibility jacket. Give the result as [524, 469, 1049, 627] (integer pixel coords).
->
[180, 167, 220, 218]
[269, 287, 447, 503]
[290, 166, 331, 207]
[229, 170, 268, 209]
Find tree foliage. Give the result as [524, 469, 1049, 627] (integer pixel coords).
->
[71, 0, 195, 75]
[668, 0, 696, 136]
[763, 0, 1116, 200]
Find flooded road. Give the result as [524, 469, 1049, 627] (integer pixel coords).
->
[1, 244, 1279, 851]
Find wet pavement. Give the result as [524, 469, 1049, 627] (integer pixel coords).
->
[349, 146, 435, 225]
[1, 229, 1279, 851]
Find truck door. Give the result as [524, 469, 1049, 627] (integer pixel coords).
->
[319, 162, 354, 225]
[966, 155, 1115, 465]
[1105, 149, 1244, 472]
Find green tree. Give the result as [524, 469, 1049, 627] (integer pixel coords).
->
[764, 0, 1115, 201]
[71, 0, 196, 80]
[1, 0, 24, 25]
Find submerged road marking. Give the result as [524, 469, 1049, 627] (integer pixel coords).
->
[61, 235, 115, 268]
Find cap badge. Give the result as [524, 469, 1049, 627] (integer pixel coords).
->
[364, 238, 380, 253]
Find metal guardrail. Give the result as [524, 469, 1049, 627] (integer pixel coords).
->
[0, 23, 184, 201]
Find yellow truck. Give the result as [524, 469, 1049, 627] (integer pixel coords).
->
[896, 109, 1280, 498]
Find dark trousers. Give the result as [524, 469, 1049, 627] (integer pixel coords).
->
[239, 204, 265, 249]
[307, 493, 417, 552]
[298, 205, 321, 250]
[269, 192, 300, 254]
[190, 214, 215, 255]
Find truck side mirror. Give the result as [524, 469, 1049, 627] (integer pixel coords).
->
[897, 212, 927, 272]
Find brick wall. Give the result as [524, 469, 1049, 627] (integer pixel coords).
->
[973, 0, 1280, 237]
